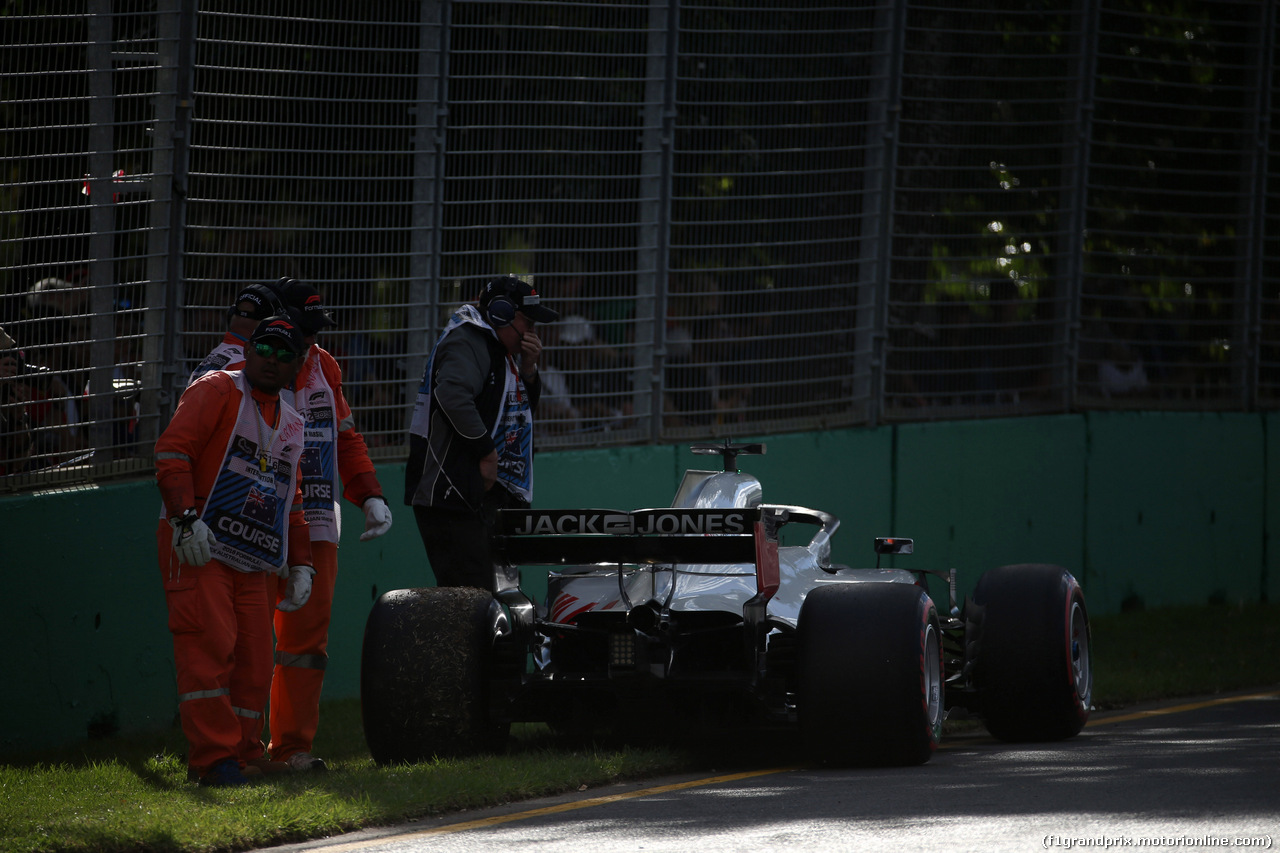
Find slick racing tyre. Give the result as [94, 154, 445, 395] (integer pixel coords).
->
[360, 587, 510, 764]
[968, 564, 1092, 741]
[797, 582, 944, 766]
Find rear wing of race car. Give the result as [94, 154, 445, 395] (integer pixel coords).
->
[491, 507, 784, 640]
[494, 507, 767, 563]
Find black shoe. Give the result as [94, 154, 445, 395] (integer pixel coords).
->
[285, 752, 327, 772]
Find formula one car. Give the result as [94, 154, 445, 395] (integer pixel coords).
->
[361, 442, 1092, 766]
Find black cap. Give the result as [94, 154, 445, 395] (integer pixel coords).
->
[278, 278, 336, 335]
[249, 314, 307, 356]
[229, 282, 285, 322]
[478, 275, 560, 324]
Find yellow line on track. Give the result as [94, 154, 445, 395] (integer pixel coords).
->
[313, 767, 801, 849]
[1085, 688, 1279, 727]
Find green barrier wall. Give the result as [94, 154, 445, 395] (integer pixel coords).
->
[2, 412, 1274, 754]
[893, 415, 1089, 605]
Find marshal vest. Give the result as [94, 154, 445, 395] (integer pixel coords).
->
[202, 372, 307, 574]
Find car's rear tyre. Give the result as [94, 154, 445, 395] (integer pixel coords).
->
[360, 586, 510, 764]
[968, 563, 1092, 741]
[797, 582, 944, 766]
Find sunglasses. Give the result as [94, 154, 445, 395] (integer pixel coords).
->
[252, 341, 300, 363]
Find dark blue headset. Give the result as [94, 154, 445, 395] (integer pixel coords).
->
[481, 276, 522, 328]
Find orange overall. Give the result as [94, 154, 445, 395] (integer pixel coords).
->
[155, 372, 313, 777]
[268, 345, 382, 762]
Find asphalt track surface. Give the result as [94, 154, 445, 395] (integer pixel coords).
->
[271, 690, 1279, 853]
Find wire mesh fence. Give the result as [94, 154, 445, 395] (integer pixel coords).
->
[1, 0, 1277, 493]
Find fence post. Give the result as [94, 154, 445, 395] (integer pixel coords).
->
[85, 3, 117, 468]
[1239, 0, 1274, 411]
[148, 0, 197, 439]
[405, 0, 449, 428]
[638, 0, 678, 443]
[867, 0, 906, 427]
[1062, 0, 1098, 411]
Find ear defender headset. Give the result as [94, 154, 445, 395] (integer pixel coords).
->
[482, 276, 521, 328]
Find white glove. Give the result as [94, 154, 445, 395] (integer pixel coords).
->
[171, 512, 214, 566]
[360, 497, 393, 541]
[277, 566, 316, 612]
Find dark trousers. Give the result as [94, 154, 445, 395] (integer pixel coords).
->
[413, 487, 525, 592]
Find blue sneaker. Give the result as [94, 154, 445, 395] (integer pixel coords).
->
[198, 758, 253, 787]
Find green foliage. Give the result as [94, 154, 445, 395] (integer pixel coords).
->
[927, 162, 1051, 312]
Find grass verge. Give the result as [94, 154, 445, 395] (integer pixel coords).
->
[1089, 601, 1279, 707]
[3, 601, 1277, 853]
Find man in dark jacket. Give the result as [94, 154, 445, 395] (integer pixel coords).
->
[405, 275, 559, 589]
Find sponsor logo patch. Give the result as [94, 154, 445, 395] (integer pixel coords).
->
[507, 509, 752, 536]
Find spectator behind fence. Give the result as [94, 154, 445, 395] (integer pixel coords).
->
[25, 275, 90, 390]
[0, 326, 35, 474]
[18, 276, 87, 463]
[528, 319, 581, 434]
[94, 310, 146, 457]
[317, 275, 409, 447]
[715, 310, 776, 424]
[663, 273, 722, 426]
[1081, 308, 1153, 401]
[538, 255, 634, 349]
[1097, 340, 1150, 399]
[552, 314, 632, 431]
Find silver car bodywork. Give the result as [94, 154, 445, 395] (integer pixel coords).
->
[543, 465, 918, 632]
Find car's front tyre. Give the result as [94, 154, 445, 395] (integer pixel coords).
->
[967, 563, 1092, 741]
